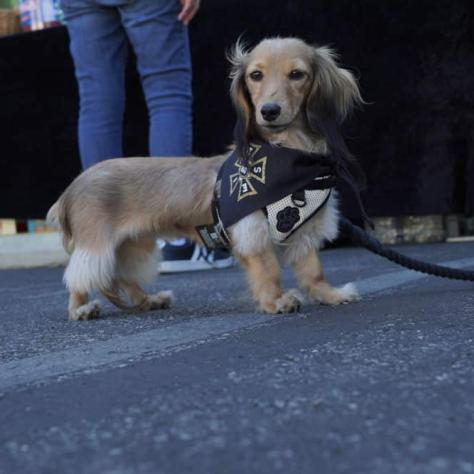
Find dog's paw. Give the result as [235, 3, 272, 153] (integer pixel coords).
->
[276, 289, 303, 314]
[69, 300, 101, 321]
[322, 283, 360, 306]
[148, 290, 174, 310]
[260, 289, 303, 314]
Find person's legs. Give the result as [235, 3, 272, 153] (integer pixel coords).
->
[62, 0, 129, 169]
[120, 0, 226, 273]
[119, 0, 192, 157]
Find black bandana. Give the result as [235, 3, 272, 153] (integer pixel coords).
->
[197, 142, 337, 249]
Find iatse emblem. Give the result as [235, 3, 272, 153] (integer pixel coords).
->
[229, 144, 267, 201]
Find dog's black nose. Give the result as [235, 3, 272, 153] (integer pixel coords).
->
[261, 103, 281, 122]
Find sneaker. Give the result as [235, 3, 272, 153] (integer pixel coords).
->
[158, 239, 234, 273]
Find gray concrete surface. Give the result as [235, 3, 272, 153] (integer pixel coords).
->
[0, 243, 473, 474]
[0, 232, 68, 269]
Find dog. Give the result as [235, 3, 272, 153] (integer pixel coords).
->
[47, 37, 363, 320]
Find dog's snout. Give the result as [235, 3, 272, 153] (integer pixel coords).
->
[261, 103, 281, 122]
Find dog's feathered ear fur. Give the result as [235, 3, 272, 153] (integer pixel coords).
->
[307, 46, 362, 126]
[228, 40, 254, 160]
[306, 45, 366, 187]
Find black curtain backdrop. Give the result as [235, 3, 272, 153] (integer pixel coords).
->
[0, 0, 472, 219]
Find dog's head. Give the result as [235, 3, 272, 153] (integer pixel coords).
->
[229, 37, 362, 161]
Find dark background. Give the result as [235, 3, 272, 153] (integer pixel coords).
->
[0, 0, 472, 219]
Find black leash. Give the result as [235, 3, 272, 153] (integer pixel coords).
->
[229, 127, 473, 282]
[339, 217, 474, 282]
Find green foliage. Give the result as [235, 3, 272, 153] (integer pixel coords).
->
[0, 0, 18, 9]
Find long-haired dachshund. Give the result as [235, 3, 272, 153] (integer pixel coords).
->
[48, 37, 363, 320]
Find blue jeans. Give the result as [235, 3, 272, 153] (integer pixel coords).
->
[62, 0, 192, 169]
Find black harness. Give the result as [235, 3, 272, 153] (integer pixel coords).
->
[198, 141, 474, 285]
[197, 142, 337, 250]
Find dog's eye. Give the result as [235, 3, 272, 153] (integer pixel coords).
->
[289, 69, 305, 81]
[249, 70, 263, 82]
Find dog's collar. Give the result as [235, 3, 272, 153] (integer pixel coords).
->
[196, 141, 337, 249]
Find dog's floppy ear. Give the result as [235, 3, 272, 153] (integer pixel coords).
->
[228, 40, 254, 159]
[306, 45, 362, 128]
[306, 45, 365, 187]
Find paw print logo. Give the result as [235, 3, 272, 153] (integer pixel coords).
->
[276, 206, 300, 233]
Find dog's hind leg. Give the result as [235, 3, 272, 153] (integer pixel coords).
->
[68, 291, 101, 321]
[120, 281, 173, 311]
[114, 236, 174, 312]
[291, 247, 359, 305]
[64, 246, 114, 320]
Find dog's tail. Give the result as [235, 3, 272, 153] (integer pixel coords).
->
[46, 197, 74, 254]
[100, 287, 149, 313]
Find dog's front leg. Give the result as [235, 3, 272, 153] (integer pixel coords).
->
[231, 212, 301, 314]
[235, 248, 301, 314]
[291, 247, 360, 305]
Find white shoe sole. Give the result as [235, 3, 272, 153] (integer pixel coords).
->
[159, 256, 235, 274]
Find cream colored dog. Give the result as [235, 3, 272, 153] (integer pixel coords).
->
[48, 37, 362, 320]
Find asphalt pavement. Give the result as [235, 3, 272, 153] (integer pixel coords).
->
[1, 242, 474, 474]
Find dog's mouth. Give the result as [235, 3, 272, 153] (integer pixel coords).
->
[261, 123, 291, 132]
